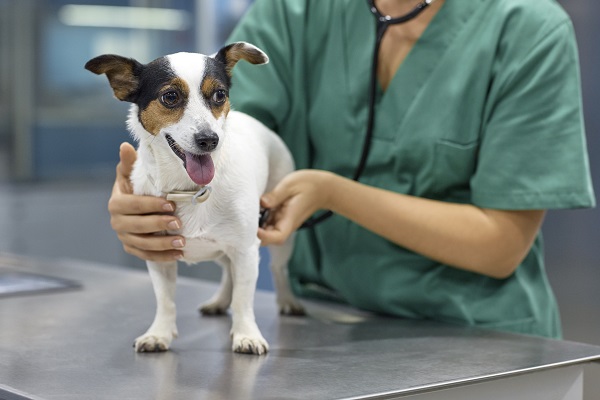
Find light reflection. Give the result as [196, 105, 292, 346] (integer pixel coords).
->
[58, 4, 191, 31]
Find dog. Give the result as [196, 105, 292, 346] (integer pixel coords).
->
[85, 42, 304, 355]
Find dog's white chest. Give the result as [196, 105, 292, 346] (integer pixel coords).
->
[181, 236, 226, 263]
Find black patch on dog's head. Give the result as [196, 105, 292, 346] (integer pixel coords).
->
[86, 54, 190, 135]
[135, 57, 177, 111]
[201, 57, 232, 119]
[205, 57, 232, 90]
[205, 42, 268, 119]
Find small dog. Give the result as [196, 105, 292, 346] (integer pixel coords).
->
[85, 42, 304, 355]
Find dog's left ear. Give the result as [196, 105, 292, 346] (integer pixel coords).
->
[214, 42, 269, 78]
[85, 54, 143, 102]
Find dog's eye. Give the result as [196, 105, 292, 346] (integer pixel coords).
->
[160, 91, 181, 108]
[211, 90, 227, 105]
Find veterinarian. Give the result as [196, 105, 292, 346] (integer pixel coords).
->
[108, 0, 595, 338]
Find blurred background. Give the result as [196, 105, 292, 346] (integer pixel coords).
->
[0, 0, 598, 392]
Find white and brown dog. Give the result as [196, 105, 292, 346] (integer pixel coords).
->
[85, 42, 304, 355]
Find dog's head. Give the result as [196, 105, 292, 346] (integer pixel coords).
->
[85, 42, 268, 187]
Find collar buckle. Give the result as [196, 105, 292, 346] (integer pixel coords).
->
[166, 186, 212, 205]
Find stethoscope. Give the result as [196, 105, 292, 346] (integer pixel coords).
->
[289, 0, 437, 229]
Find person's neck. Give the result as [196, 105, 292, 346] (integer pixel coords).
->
[374, 0, 445, 91]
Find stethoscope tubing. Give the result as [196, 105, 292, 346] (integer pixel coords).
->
[299, 0, 433, 229]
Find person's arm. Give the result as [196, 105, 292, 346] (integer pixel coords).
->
[258, 170, 544, 279]
[108, 142, 185, 261]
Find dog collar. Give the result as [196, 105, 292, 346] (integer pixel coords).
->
[165, 186, 212, 205]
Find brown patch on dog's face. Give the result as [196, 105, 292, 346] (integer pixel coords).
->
[221, 101, 231, 119]
[139, 77, 190, 135]
[201, 75, 230, 120]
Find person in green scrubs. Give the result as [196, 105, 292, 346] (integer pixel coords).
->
[108, 0, 594, 338]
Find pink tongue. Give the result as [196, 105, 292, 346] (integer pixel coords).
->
[185, 151, 215, 186]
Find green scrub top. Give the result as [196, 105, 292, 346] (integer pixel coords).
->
[227, 0, 595, 338]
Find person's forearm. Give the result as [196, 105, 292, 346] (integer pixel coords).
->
[322, 173, 544, 279]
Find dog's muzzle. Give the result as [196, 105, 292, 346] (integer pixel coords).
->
[165, 133, 216, 186]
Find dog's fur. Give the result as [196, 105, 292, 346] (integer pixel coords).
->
[86, 42, 304, 355]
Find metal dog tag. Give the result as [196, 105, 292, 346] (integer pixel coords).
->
[165, 186, 212, 205]
[191, 186, 211, 204]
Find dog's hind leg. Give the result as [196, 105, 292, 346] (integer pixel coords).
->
[269, 235, 305, 316]
[228, 242, 269, 355]
[134, 261, 179, 352]
[199, 255, 233, 315]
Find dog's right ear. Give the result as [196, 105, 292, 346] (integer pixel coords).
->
[85, 55, 142, 102]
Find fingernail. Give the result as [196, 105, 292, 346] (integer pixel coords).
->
[173, 253, 183, 260]
[163, 203, 174, 212]
[167, 220, 180, 230]
[172, 239, 184, 248]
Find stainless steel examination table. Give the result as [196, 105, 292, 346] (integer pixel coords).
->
[1, 253, 599, 400]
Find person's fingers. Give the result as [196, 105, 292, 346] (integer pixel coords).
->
[118, 232, 185, 252]
[110, 212, 181, 234]
[117, 142, 137, 179]
[259, 180, 304, 242]
[122, 243, 183, 262]
[114, 142, 137, 194]
[109, 143, 185, 262]
[108, 192, 175, 217]
[261, 187, 289, 210]
[258, 227, 287, 246]
[257, 200, 299, 246]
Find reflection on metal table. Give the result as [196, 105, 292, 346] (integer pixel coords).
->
[0, 253, 599, 400]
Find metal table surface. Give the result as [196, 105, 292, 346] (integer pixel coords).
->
[1, 253, 599, 400]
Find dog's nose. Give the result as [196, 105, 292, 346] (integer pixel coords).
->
[195, 130, 219, 152]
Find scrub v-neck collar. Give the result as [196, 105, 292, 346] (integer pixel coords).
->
[343, 0, 483, 141]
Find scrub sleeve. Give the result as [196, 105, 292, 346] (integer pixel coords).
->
[227, 0, 595, 338]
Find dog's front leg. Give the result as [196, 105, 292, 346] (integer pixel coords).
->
[228, 244, 268, 355]
[134, 261, 178, 352]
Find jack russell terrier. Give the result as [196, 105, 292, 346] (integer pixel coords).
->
[85, 42, 304, 355]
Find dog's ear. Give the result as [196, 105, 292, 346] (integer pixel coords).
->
[85, 55, 142, 102]
[214, 42, 269, 78]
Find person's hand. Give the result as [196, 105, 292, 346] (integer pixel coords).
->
[108, 142, 185, 261]
[258, 170, 333, 245]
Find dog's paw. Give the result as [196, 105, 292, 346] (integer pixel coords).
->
[278, 299, 305, 316]
[231, 333, 269, 355]
[199, 302, 229, 316]
[134, 332, 175, 353]
[279, 302, 306, 316]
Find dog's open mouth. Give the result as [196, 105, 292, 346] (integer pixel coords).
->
[166, 134, 215, 186]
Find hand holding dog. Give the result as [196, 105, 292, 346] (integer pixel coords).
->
[108, 142, 185, 262]
[258, 170, 333, 246]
